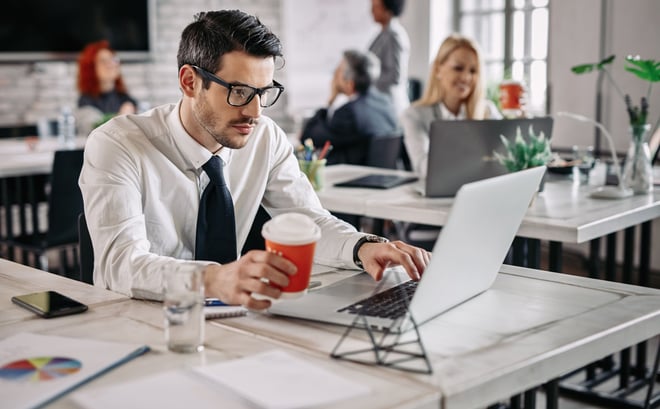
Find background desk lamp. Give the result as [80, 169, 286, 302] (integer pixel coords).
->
[555, 111, 634, 199]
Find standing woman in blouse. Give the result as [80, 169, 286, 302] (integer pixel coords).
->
[368, 0, 410, 116]
[400, 34, 502, 176]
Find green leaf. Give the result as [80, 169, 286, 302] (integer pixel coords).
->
[597, 55, 616, 68]
[624, 57, 660, 82]
[571, 63, 596, 74]
[572, 55, 616, 74]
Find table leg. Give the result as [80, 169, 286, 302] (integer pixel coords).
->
[527, 239, 541, 269]
[623, 226, 635, 284]
[589, 238, 601, 279]
[548, 241, 562, 272]
[544, 379, 559, 409]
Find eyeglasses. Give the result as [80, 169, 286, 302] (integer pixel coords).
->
[191, 65, 284, 108]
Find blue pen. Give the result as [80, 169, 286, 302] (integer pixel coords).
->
[205, 298, 227, 306]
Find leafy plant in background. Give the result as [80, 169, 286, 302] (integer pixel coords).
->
[92, 112, 116, 129]
[494, 126, 552, 172]
[571, 55, 660, 129]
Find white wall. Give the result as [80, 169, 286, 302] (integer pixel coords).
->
[549, 0, 660, 152]
[548, 0, 660, 273]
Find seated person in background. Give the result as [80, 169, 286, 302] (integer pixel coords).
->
[400, 33, 501, 177]
[301, 49, 398, 166]
[76, 40, 138, 135]
[79, 10, 430, 310]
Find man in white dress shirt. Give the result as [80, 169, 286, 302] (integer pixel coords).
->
[79, 10, 430, 309]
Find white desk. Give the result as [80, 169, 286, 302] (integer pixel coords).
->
[319, 164, 660, 283]
[319, 164, 660, 244]
[3, 259, 660, 409]
[214, 264, 660, 409]
[0, 259, 438, 409]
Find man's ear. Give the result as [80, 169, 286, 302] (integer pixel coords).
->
[346, 80, 357, 95]
[179, 65, 197, 97]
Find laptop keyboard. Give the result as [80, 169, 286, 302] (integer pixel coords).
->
[337, 280, 418, 319]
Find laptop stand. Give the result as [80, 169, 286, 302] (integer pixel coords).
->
[330, 271, 433, 374]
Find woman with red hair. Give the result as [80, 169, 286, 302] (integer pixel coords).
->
[77, 40, 137, 116]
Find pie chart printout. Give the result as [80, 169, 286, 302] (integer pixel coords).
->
[0, 357, 82, 382]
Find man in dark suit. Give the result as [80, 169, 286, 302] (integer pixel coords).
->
[301, 49, 398, 166]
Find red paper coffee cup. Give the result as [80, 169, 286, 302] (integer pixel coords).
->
[499, 80, 524, 110]
[261, 213, 322, 298]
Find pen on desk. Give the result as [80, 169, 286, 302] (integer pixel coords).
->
[318, 140, 332, 160]
[205, 298, 227, 307]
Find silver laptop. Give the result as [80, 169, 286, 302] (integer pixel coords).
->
[269, 166, 546, 332]
[423, 117, 553, 197]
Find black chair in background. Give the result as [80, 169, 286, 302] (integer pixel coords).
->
[0, 124, 39, 139]
[366, 133, 403, 169]
[2, 149, 84, 277]
[77, 213, 94, 285]
[408, 78, 423, 103]
[365, 133, 404, 236]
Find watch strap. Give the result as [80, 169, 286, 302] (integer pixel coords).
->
[353, 234, 389, 269]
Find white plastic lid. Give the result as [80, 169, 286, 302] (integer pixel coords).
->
[261, 213, 321, 245]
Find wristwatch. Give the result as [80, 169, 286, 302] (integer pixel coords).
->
[353, 234, 389, 269]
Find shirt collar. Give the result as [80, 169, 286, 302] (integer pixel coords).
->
[439, 102, 467, 120]
[166, 100, 232, 170]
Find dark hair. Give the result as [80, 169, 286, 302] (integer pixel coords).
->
[382, 0, 405, 16]
[342, 50, 380, 94]
[177, 10, 283, 87]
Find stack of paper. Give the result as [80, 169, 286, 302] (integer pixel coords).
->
[73, 350, 370, 409]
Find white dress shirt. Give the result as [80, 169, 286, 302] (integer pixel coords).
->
[400, 101, 502, 177]
[79, 102, 363, 299]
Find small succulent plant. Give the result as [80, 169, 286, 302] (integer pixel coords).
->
[494, 126, 552, 172]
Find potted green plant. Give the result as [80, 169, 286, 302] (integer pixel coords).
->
[571, 55, 660, 194]
[494, 126, 553, 172]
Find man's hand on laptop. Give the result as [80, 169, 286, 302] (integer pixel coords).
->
[357, 241, 431, 281]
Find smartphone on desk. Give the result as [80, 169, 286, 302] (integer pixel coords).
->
[11, 291, 88, 318]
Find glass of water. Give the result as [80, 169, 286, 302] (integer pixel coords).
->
[163, 265, 205, 353]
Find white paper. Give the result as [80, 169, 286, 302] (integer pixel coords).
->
[0, 332, 148, 409]
[73, 370, 250, 409]
[194, 349, 370, 409]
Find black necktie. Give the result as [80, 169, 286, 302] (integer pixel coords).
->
[195, 156, 237, 263]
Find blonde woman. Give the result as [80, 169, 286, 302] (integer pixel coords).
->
[401, 34, 501, 176]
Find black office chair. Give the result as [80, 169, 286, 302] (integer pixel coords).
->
[408, 78, 423, 102]
[0, 124, 39, 139]
[241, 205, 271, 254]
[363, 134, 405, 236]
[2, 149, 84, 276]
[77, 213, 94, 284]
[366, 134, 403, 169]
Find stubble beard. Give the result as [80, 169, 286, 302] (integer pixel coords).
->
[194, 97, 259, 150]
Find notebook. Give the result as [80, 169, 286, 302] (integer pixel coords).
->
[334, 174, 418, 189]
[268, 166, 546, 332]
[421, 117, 553, 197]
[204, 306, 247, 319]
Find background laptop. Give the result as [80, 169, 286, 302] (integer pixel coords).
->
[423, 117, 553, 198]
[269, 166, 546, 332]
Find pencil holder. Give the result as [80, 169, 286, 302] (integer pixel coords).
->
[298, 159, 327, 191]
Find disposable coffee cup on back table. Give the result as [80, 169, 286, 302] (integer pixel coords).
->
[260, 213, 322, 299]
